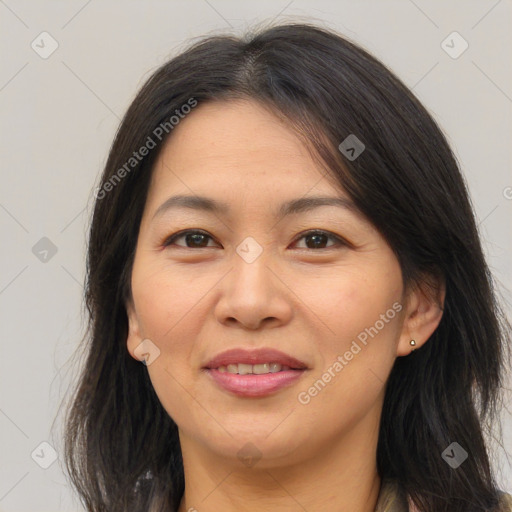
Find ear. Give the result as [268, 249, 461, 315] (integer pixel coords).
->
[397, 272, 446, 357]
[126, 298, 144, 361]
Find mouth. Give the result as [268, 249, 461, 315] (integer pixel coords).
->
[215, 362, 298, 374]
[203, 348, 308, 398]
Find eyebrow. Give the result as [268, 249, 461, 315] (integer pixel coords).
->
[152, 194, 360, 221]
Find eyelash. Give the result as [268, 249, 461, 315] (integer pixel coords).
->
[162, 229, 348, 250]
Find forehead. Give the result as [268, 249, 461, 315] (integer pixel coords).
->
[148, 99, 339, 196]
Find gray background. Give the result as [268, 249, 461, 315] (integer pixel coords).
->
[1, 1, 511, 510]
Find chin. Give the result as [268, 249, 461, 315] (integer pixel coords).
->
[192, 427, 310, 468]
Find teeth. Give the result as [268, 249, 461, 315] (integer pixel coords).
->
[253, 363, 269, 374]
[238, 363, 252, 375]
[217, 362, 289, 374]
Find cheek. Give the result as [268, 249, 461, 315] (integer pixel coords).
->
[293, 273, 402, 437]
[129, 262, 208, 413]
[293, 258, 403, 411]
[132, 258, 209, 341]
[295, 261, 402, 347]
[131, 261, 208, 422]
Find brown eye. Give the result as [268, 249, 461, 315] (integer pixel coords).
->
[162, 229, 347, 251]
[293, 230, 345, 250]
[163, 230, 217, 248]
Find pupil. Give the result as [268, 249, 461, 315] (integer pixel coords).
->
[184, 233, 328, 249]
[307, 233, 327, 248]
[187, 233, 208, 247]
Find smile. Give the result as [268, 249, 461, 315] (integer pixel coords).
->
[203, 347, 309, 397]
[205, 368, 306, 397]
[218, 363, 292, 374]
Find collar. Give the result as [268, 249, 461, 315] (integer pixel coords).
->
[375, 480, 512, 512]
[375, 479, 410, 512]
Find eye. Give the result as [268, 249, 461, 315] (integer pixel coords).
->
[162, 229, 218, 249]
[292, 230, 346, 250]
[162, 229, 346, 250]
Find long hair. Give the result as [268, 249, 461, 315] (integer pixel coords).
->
[62, 22, 512, 511]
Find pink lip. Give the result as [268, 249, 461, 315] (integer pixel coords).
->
[205, 368, 306, 397]
[202, 348, 308, 398]
[204, 348, 308, 370]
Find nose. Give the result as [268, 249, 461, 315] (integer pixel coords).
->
[213, 246, 293, 330]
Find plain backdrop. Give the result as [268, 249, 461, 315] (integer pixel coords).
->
[0, 1, 511, 511]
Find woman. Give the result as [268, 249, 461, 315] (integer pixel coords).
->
[63, 23, 512, 512]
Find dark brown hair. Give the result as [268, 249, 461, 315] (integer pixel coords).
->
[62, 22, 511, 512]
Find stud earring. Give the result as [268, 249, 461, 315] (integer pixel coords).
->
[410, 339, 417, 352]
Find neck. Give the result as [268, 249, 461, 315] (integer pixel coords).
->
[176, 409, 382, 512]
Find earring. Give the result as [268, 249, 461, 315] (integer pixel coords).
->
[410, 339, 417, 352]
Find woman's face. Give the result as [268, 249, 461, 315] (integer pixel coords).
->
[126, 99, 416, 468]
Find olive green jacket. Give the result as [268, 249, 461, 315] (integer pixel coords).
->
[375, 479, 512, 512]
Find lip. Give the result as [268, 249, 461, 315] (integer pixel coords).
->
[205, 368, 306, 397]
[202, 348, 308, 398]
[204, 348, 308, 370]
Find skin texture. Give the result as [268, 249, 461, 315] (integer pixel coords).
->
[126, 99, 445, 512]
